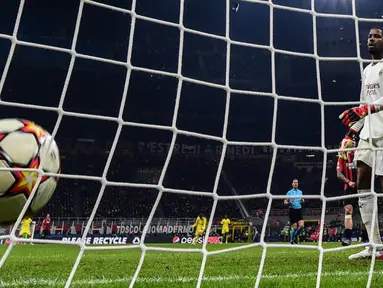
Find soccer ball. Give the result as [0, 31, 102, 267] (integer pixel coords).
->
[0, 119, 60, 224]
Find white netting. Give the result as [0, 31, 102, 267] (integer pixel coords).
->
[0, 0, 382, 287]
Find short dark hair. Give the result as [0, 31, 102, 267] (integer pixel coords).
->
[371, 26, 383, 34]
[292, 178, 298, 182]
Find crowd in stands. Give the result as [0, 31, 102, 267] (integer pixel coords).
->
[37, 138, 346, 221]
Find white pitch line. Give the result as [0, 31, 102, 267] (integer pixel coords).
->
[1, 270, 383, 287]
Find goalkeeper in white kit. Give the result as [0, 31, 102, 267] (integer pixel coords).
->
[339, 26, 383, 260]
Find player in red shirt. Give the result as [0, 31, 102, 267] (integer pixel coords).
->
[337, 137, 358, 246]
[337, 137, 369, 246]
[41, 214, 51, 239]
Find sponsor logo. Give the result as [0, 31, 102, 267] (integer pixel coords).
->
[175, 236, 222, 244]
[172, 236, 180, 243]
[207, 237, 222, 244]
[116, 224, 193, 234]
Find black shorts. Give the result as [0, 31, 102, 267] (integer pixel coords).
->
[343, 187, 358, 207]
[289, 208, 303, 224]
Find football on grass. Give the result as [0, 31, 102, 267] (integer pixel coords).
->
[0, 119, 60, 224]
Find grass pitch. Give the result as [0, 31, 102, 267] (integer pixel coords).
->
[0, 242, 382, 287]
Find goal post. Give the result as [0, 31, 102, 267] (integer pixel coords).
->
[0, 0, 382, 287]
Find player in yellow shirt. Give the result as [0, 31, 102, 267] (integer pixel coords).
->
[19, 216, 32, 239]
[221, 215, 230, 244]
[192, 214, 207, 245]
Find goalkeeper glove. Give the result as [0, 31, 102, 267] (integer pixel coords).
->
[339, 105, 377, 127]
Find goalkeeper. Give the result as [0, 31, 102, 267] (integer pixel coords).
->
[339, 26, 383, 259]
[336, 136, 358, 246]
[191, 213, 206, 245]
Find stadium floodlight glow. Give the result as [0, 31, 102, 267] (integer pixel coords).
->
[0, 0, 381, 287]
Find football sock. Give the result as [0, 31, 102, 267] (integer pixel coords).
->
[295, 227, 301, 239]
[361, 226, 369, 243]
[343, 228, 352, 240]
[358, 191, 381, 245]
[290, 229, 295, 242]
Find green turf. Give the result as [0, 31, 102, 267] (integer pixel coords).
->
[0, 242, 382, 287]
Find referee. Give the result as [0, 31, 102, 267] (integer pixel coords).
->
[284, 178, 305, 245]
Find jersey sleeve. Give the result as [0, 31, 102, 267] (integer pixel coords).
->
[350, 119, 364, 133]
[202, 218, 207, 230]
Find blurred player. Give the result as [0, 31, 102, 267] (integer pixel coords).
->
[339, 26, 383, 259]
[41, 214, 51, 239]
[284, 179, 304, 245]
[19, 216, 33, 241]
[192, 213, 206, 245]
[336, 137, 358, 246]
[221, 215, 230, 244]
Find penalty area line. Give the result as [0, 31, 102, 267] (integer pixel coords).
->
[1, 270, 383, 286]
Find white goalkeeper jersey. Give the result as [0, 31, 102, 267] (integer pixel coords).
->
[359, 62, 383, 140]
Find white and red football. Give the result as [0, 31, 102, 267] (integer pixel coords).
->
[0, 119, 60, 224]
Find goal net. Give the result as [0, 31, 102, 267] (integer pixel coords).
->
[0, 0, 383, 287]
